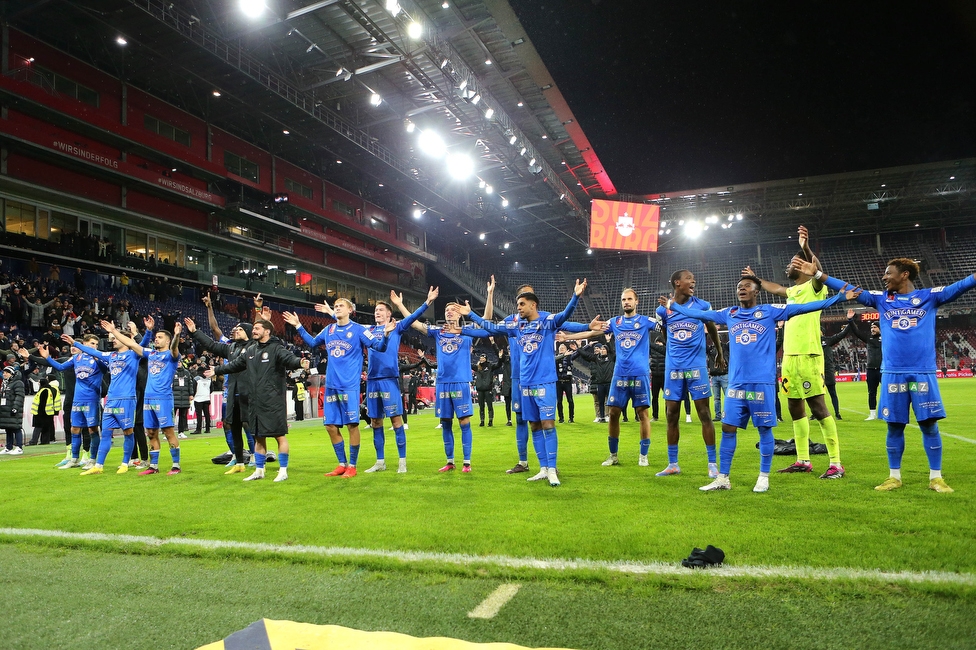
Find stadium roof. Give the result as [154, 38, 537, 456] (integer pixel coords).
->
[3, 0, 611, 254]
[620, 158, 975, 253]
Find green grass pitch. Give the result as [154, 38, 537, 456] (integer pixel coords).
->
[2, 380, 975, 649]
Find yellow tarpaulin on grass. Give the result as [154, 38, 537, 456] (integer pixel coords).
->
[198, 619, 575, 650]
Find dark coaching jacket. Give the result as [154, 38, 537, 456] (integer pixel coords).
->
[192, 330, 253, 428]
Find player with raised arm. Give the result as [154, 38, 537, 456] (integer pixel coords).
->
[69, 319, 150, 475]
[283, 299, 394, 478]
[101, 319, 183, 475]
[655, 271, 724, 478]
[789, 255, 976, 493]
[208, 318, 310, 482]
[355, 285, 439, 474]
[743, 225, 844, 479]
[663, 276, 859, 493]
[458, 279, 599, 486]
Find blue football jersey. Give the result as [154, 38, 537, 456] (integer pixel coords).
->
[606, 314, 658, 377]
[427, 326, 473, 383]
[144, 348, 179, 398]
[75, 343, 140, 400]
[299, 321, 387, 389]
[366, 302, 428, 380]
[47, 353, 103, 402]
[670, 292, 846, 385]
[656, 296, 712, 371]
[825, 274, 976, 373]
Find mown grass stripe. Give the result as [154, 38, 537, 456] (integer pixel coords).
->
[1, 527, 973, 586]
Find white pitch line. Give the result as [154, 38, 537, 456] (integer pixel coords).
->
[468, 583, 520, 619]
[1, 527, 974, 586]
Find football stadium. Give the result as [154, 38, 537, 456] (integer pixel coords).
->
[0, 1, 974, 648]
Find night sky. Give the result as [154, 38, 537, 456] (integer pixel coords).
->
[508, 0, 976, 195]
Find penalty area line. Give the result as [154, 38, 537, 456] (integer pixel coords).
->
[0, 527, 974, 586]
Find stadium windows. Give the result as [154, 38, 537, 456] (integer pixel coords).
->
[4, 200, 37, 237]
[33, 66, 99, 108]
[223, 150, 260, 183]
[285, 178, 313, 200]
[332, 199, 353, 217]
[368, 216, 390, 233]
[144, 114, 192, 147]
[405, 231, 420, 246]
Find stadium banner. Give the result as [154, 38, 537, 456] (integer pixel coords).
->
[197, 619, 575, 649]
[589, 200, 659, 252]
[835, 370, 973, 382]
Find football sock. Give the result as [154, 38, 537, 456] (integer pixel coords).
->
[89, 430, 100, 461]
[919, 420, 942, 471]
[394, 425, 407, 459]
[608, 436, 619, 455]
[441, 421, 454, 459]
[886, 423, 906, 470]
[543, 427, 558, 469]
[278, 452, 289, 469]
[349, 444, 360, 467]
[706, 444, 717, 464]
[532, 429, 546, 468]
[792, 415, 811, 463]
[332, 440, 347, 465]
[255, 452, 266, 470]
[149, 450, 160, 468]
[224, 429, 234, 452]
[516, 417, 529, 462]
[245, 430, 256, 454]
[96, 430, 113, 466]
[122, 434, 134, 464]
[758, 426, 774, 474]
[665, 442, 676, 463]
[460, 422, 473, 462]
[71, 434, 82, 459]
[170, 447, 180, 467]
[372, 426, 385, 461]
[817, 415, 841, 465]
[719, 430, 737, 475]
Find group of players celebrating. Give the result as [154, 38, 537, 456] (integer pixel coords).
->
[33, 224, 975, 492]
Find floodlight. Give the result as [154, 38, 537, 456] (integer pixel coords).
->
[479, 233, 486, 240]
[684, 221, 702, 238]
[385, 0, 401, 16]
[239, 0, 265, 18]
[446, 153, 475, 180]
[501, 198, 509, 207]
[412, 208, 423, 219]
[369, 92, 382, 106]
[485, 184, 493, 194]
[417, 130, 446, 157]
[407, 22, 422, 39]
[509, 135, 517, 145]
[484, 107, 494, 119]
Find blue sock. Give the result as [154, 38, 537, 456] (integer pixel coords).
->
[640, 438, 651, 457]
[122, 435, 134, 464]
[71, 434, 82, 459]
[349, 444, 360, 467]
[372, 427, 385, 461]
[278, 452, 289, 469]
[706, 444, 717, 464]
[89, 430, 100, 460]
[332, 440, 347, 465]
[96, 430, 113, 465]
[608, 436, 619, 455]
[460, 422, 473, 462]
[255, 452, 266, 469]
[170, 447, 180, 466]
[543, 428, 558, 469]
[886, 423, 906, 470]
[919, 421, 942, 471]
[224, 429, 234, 453]
[719, 430, 737, 475]
[245, 430, 256, 453]
[666, 443, 677, 463]
[441, 421, 455, 459]
[516, 417, 529, 462]
[758, 426, 774, 473]
[150, 449, 160, 467]
[532, 429, 546, 468]
[394, 426, 407, 459]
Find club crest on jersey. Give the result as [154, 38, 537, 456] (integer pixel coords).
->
[911, 298, 921, 305]
[262, 352, 269, 360]
[882, 407, 890, 417]
[736, 331, 757, 345]
[442, 342, 457, 353]
[893, 317, 918, 330]
[615, 212, 635, 237]
[754, 311, 763, 318]
[346, 331, 353, 338]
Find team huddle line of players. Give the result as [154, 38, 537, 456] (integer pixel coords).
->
[29, 225, 976, 492]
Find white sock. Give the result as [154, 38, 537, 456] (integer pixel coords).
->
[890, 468, 902, 480]
[929, 469, 942, 480]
